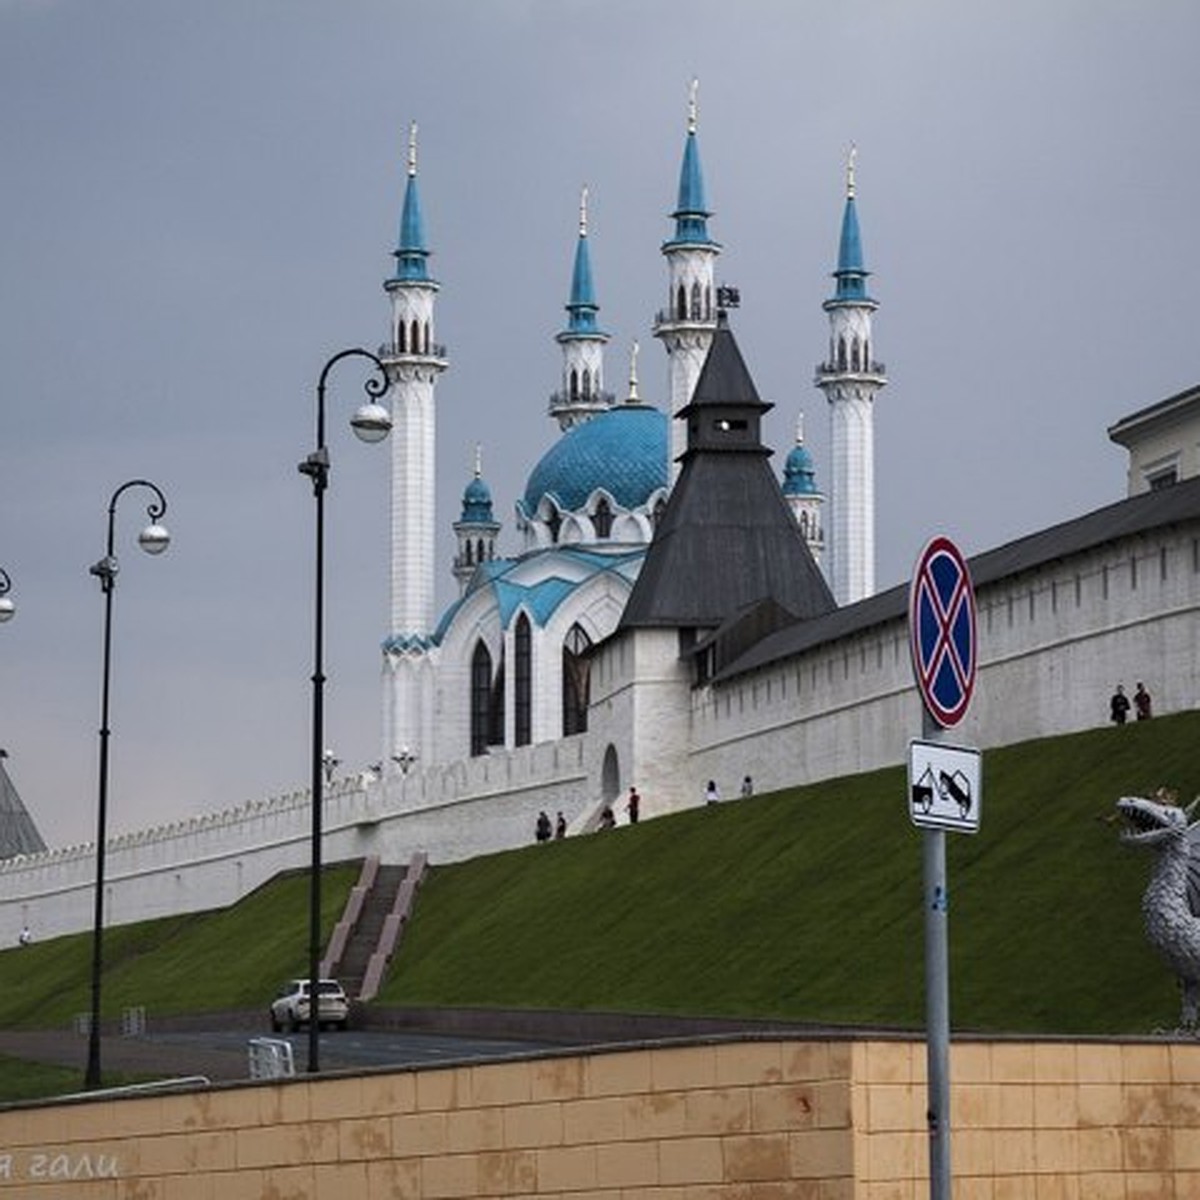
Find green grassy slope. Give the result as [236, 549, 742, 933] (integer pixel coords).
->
[378, 713, 1200, 1035]
[0, 864, 358, 1027]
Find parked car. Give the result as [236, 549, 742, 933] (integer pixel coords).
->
[269, 978, 349, 1032]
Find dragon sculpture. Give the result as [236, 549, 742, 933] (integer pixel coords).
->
[1116, 790, 1200, 1031]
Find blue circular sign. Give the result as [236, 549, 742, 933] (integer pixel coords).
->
[909, 535, 977, 727]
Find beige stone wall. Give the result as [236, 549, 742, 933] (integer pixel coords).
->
[0, 1037, 1198, 1198]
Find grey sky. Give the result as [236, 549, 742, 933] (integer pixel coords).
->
[2, 0, 1197, 847]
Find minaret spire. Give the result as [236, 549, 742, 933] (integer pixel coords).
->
[381, 120, 449, 770]
[816, 146, 886, 605]
[653, 78, 721, 483]
[551, 186, 611, 431]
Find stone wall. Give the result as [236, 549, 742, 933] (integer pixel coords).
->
[1, 1036, 1197, 1196]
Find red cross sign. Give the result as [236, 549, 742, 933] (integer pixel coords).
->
[909, 535, 977, 728]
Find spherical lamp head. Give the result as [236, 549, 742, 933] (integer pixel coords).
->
[138, 523, 171, 556]
[350, 402, 392, 444]
[0, 597, 14, 623]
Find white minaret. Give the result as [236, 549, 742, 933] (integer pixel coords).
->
[380, 123, 448, 770]
[653, 79, 720, 483]
[549, 186, 612, 431]
[815, 147, 885, 606]
[781, 413, 826, 568]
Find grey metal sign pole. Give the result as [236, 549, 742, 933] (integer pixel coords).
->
[922, 714, 952, 1200]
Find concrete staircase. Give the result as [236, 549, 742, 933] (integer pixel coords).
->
[321, 853, 428, 1003]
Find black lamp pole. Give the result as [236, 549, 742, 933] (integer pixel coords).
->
[85, 480, 170, 1090]
[297, 349, 390, 1074]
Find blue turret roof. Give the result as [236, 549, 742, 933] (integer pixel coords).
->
[829, 151, 873, 305]
[665, 87, 716, 248]
[393, 125, 432, 282]
[563, 229, 603, 336]
[461, 473, 494, 524]
[782, 441, 819, 496]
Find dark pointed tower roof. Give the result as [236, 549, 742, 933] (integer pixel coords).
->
[0, 755, 46, 859]
[620, 314, 835, 630]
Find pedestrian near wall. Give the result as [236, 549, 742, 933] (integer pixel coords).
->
[1110, 684, 1130, 725]
[1135, 682, 1153, 721]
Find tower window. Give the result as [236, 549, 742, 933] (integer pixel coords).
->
[397, 323, 407, 353]
[562, 623, 592, 736]
[690, 281, 702, 319]
[410, 319, 420, 354]
[676, 284, 687, 320]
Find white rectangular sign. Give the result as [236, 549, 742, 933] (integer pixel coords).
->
[908, 740, 982, 834]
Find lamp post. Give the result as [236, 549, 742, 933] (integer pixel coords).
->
[84, 480, 170, 1089]
[0, 568, 14, 623]
[393, 747, 417, 775]
[298, 349, 391, 1074]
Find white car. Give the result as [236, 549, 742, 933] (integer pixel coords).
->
[269, 978, 350, 1032]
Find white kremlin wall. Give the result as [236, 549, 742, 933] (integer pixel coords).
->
[3, 514, 1198, 945]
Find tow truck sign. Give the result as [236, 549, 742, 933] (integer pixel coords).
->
[908, 739, 981, 834]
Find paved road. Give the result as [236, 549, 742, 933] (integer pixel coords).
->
[0, 1027, 566, 1086]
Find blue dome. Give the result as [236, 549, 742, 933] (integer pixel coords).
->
[522, 405, 667, 516]
[782, 442, 819, 496]
[461, 473, 494, 523]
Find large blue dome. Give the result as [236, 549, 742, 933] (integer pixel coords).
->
[522, 405, 667, 516]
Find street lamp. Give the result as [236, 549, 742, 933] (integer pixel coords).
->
[0, 568, 14, 622]
[298, 348, 391, 1074]
[393, 747, 417, 775]
[84, 480, 170, 1089]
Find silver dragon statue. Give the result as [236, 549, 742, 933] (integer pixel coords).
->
[1116, 790, 1200, 1031]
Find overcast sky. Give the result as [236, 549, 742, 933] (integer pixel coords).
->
[2, 0, 1197, 848]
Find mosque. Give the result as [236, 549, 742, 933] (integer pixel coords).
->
[3, 91, 1200, 942]
[379, 89, 881, 777]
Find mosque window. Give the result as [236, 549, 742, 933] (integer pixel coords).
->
[838, 336, 847, 370]
[652, 497, 667, 530]
[593, 498, 613, 539]
[690, 281, 702, 319]
[489, 660, 506, 747]
[477, 538, 486, 565]
[470, 641, 492, 757]
[582, 369, 592, 398]
[410, 320, 420, 355]
[464, 541, 474, 566]
[705, 285, 713, 319]
[546, 507, 562, 543]
[423, 322, 430, 354]
[515, 614, 532, 747]
[676, 284, 687, 320]
[569, 369, 579, 401]
[396, 323, 407, 353]
[562, 623, 592, 736]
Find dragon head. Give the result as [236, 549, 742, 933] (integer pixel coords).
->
[1116, 791, 1198, 847]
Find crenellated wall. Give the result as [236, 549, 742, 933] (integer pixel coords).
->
[3, 519, 1199, 947]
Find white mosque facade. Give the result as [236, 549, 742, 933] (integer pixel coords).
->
[4, 99, 1200, 944]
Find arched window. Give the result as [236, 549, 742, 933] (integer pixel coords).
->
[470, 641, 492, 757]
[569, 368, 579, 400]
[477, 538, 486, 565]
[690, 281, 702, 319]
[397, 322, 407, 353]
[705, 285, 713, 318]
[410, 320, 420, 355]
[464, 541, 474, 565]
[593, 497, 613, 540]
[422, 321, 430, 354]
[676, 284, 687, 320]
[546, 506, 562, 544]
[851, 337, 861, 371]
[601, 744, 620, 802]
[514, 614, 532, 747]
[652, 497, 667, 529]
[562, 623, 592, 736]
[838, 336, 847, 370]
[489, 658, 505, 747]
[581, 369, 592, 398]
[800, 511, 809, 537]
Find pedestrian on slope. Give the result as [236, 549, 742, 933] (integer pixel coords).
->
[535, 811, 552, 843]
[1134, 682, 1153, 721]
[626, 786, 640, 824]
[599, 804, 616, 830]
[740, 775, 754, 799]
[555, 811, 567, 839]
[1110, 684, 1130, 725]
[705, 780, 720, 805]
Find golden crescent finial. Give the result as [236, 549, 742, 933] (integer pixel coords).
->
[847, 142, 857, 199]
[408, 121, 418, 178]
[580, 185, 588, 237]
[688, 78, 699, 134]
[627, 340, 640, 404]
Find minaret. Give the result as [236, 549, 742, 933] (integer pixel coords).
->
[380, 122, 448, 767]
[549, 187, 612, 431]
[815, 146, 885, 606]
[782, 413, 825, 568]
[452, 446, 500, 596]
[653, 79, 721, 482]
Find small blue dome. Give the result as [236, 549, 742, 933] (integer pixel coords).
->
[522, 405, 667, 516]
[782, 442, 819, 496]
[461, 473, 494, 523]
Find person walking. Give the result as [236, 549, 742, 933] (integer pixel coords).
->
[740, 775, 754, 798]
[1134, 682, 1153, 721]
[535, 811, 552, 842]
[626, 786, 640, 824]
[555, 811, 567, 839]
[1110, 684, 1130, 725]
[705, 780, 719, 805]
